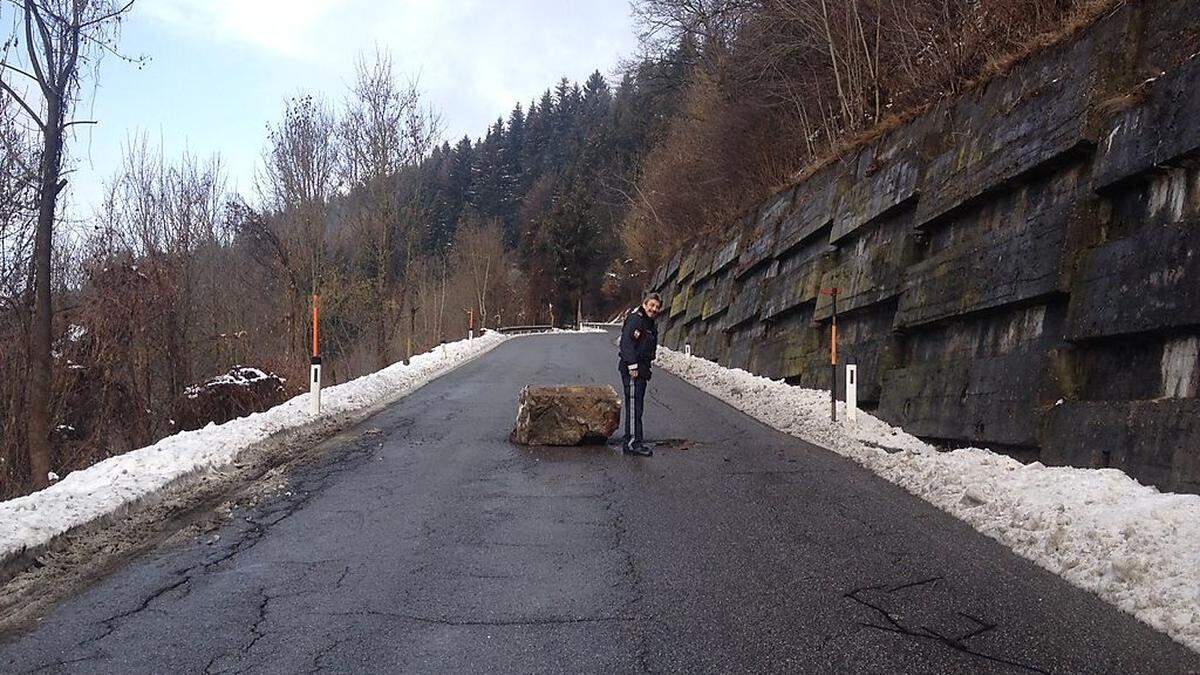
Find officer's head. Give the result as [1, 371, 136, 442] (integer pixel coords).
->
[642, 292, 662, 318]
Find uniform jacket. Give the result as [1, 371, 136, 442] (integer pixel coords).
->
[618, 306, 659, 378]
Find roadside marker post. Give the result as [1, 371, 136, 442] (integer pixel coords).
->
[845, 364, 858, 423]
[406, 306, 417, 365]
[685, 343, 692, 357]
[468, 308, 475, 341]
[310, 294, 322, 416]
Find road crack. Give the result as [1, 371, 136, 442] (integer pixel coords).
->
[204, 585, 273, 674]
[844, 585, 1047, 673]
[80, 575, 190, 647]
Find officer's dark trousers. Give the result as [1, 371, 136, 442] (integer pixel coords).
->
[620, 368, 647, 443]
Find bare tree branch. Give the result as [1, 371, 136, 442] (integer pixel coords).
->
[0, 78, 43, 129]
[0, 60, 38, 81]
[79, 0, 134, 28]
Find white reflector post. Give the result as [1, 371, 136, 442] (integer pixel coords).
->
[310, 356, 322, 415]
[685, 343, 692, 357]
[845, 364, 858, 423]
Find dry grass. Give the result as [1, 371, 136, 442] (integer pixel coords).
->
[975, 0, 1127, 85]
[625, 0, 1145, 272]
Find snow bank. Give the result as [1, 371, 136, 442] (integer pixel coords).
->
[0, 331, 511, 565]
[657, 347, 1200, 653]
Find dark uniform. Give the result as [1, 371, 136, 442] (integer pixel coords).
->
[618, 306, 658, 452]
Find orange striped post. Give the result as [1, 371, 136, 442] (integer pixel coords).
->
[312, 294, 319, 358]
[820, 288, 841, 421]
[310, 294, 322, 415]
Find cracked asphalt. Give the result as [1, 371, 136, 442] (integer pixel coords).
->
[2, 331, 1198, 674]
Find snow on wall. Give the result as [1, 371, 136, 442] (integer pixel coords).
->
[1162, 336, 1199, 398]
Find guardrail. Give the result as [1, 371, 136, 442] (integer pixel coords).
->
[496, 322, 620, 335]
[496, 325, 555, 334]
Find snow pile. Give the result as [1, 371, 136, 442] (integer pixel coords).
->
[64, 324, 87, 343]
[0, 331, 510, 565]
[184, 366, 280, 399]
[657, 347, 1200, 652]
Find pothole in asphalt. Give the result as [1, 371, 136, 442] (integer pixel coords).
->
[648, 438, 696, 450]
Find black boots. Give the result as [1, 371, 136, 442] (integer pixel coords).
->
[623, 437, 652, 457]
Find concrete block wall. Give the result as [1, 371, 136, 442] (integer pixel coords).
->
[647, 0, 1200, 493]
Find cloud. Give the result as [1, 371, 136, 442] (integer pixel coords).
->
[130, 0, 638, 145]
[143, 0, 348, 57]
[356, 1, 638, 138]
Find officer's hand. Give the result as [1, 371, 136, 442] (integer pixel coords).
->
[630, 368, 639, 379]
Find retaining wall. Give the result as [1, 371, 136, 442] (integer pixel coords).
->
[647, 0, 1200, 493]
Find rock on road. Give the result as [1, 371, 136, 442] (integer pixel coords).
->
[2, 331, 1197, 674]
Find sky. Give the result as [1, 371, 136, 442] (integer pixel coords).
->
[60, 0, 641, 216]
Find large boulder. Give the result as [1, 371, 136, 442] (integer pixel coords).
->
[510, 385, 621, 446]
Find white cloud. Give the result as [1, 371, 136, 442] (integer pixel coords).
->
[143, 0, 348, 57]
[354, 1, 638, 138]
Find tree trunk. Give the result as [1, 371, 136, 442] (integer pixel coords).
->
[376, 273, 389, 371]
[27, 97, 64, 491]
[376, 214, 390, 371]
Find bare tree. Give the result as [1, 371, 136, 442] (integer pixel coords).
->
[451, 215, 509, 331]
[632, 0, 755, 58]
[0, 92, 37, 494]
[95, 137, 227, 393]
[256, 93, 341, 362]
[0, 0, 138, 489]
[338, 51, 439, 369]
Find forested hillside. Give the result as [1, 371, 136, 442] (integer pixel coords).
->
[415, 58, 689, 319]
[0, 31, 690, 497]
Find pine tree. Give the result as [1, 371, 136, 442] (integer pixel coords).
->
[423, 142, 454, 250]
[469, 120, 505, 219]
[431, 135, 474, 250]
[527, 89, 555, 176]
[500, 105, 527, 243]
[583, 71, 612, 125]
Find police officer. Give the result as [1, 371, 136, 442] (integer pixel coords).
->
[618, 292, 662, 456]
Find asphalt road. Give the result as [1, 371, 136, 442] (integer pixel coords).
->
[2, 331, 1197, 674]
